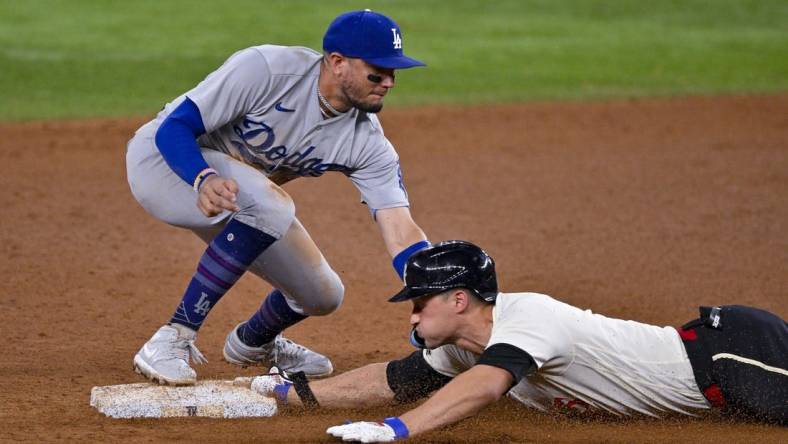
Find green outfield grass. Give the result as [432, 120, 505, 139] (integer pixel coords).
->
[0, 0, 786, 120]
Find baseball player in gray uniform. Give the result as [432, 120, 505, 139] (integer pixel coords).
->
[247, 241, 787, 442]
[125, 10, 432, 385]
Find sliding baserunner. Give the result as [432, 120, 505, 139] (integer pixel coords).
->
[250, 241, 786, 441]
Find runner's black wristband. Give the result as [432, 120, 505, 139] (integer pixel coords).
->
[286, 370, 320, 409]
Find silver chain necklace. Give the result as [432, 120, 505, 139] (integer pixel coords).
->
[317, 85, 345, 117]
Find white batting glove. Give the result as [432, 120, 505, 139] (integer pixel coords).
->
[326, 417, 409, 442]
[250, 367, 292, 403]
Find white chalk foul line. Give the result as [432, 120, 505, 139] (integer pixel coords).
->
[712, 353, 788, 377]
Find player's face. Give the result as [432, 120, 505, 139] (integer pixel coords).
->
[339, 58, 395, 113]
[410, 292, 457, 348]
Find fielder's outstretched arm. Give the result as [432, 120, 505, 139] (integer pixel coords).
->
[375, 207, 431, 279]
[375, 207, 427, 258]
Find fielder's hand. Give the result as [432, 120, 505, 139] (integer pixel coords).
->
[326, 417, 409, 442]
[197, 174, 240, 217]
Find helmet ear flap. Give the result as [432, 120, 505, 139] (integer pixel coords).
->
[410, 327, 427, 349]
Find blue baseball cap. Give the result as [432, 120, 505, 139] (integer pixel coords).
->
[323, 10, 425, 69]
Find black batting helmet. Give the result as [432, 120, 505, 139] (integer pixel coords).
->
[388, 240, 498, 303]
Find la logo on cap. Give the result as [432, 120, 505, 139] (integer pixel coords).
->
[323, 10, 426, 69]
[391, 28, 402, 49]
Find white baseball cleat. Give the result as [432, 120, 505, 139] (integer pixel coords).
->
[223, 323, 333, 378]
[133, 324, 207, 386]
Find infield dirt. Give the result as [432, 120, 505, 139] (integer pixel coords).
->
[0, 95, 786, 442]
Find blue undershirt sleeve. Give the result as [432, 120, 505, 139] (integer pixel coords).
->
[154, 97, 210, 186]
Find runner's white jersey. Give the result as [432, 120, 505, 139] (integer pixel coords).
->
[150, 45, 408, 211]
[423, 293, 711, 417]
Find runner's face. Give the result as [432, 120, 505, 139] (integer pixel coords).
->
[410, 292, 456, 348]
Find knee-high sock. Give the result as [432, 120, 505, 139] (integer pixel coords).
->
[170, 219, 276, 331]
[238, 289, 307, 346]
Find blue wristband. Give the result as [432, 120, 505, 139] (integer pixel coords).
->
[393, 240, 430, 279]
[383, 417, 409, 439]
[273, 381, 292, 404]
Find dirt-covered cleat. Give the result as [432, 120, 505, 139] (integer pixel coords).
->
[223, 323, 333, 378]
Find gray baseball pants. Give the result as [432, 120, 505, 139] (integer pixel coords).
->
[125, 121, 344, 316]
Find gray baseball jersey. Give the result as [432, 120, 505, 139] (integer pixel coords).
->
[155, 45, 408, 211]
[127, 44, 411, 316]
[423, 293, 710, 417]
